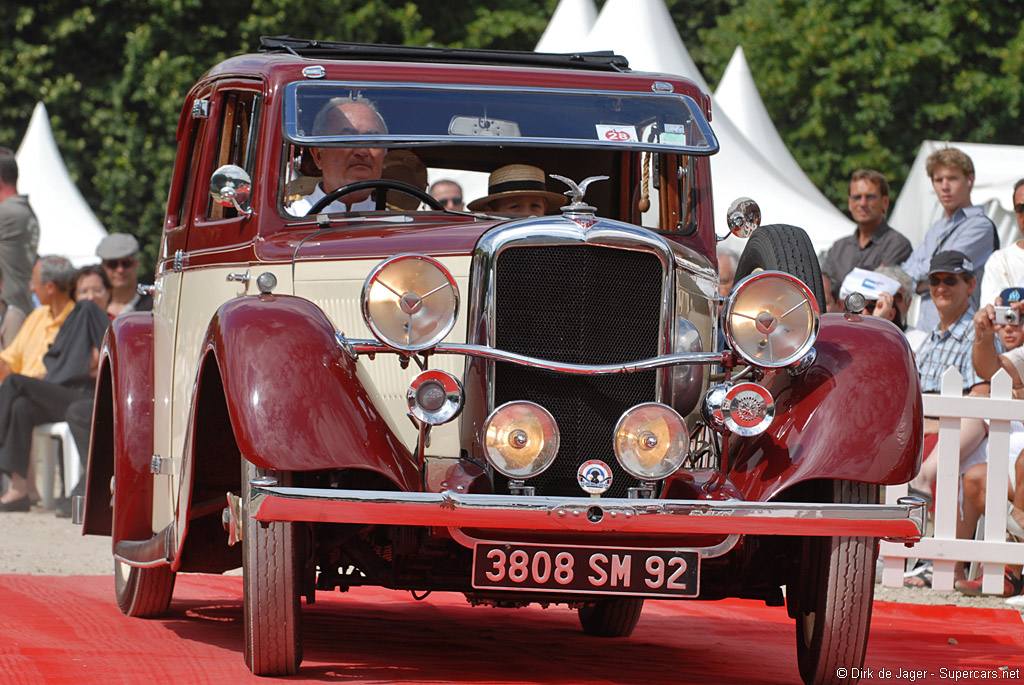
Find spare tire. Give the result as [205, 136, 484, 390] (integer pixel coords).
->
[735, 224, 826, 311]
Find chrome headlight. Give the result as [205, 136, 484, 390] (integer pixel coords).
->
[613, 403, 688, 480]
[361, 254, 458, 352]
[725, 271, 819, 368]
[483, 401, 559, 480]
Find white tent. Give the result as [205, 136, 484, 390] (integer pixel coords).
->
[714, 46, 839, 212]
[16, 102, 107, 266]
[536, 0, 597, 54]
[582, 0, 852, 253]
[890, 140, 1023, 253]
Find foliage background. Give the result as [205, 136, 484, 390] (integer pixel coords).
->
[1, 0, 1022, 273]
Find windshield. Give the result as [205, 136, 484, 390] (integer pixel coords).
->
[283, 82, 718, 154]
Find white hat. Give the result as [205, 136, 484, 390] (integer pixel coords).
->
[839, 267, 902, 301]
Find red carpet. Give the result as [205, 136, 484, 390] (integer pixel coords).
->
[0, 574, 1021, 683]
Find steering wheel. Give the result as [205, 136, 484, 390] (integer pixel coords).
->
[305, 179, 446, 215]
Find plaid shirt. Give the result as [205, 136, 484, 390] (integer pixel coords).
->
[916, 308, 984, 393]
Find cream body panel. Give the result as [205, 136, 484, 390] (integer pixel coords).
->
[292, 255, 471, 456]
[151, 270, 181, 532]
[169, 264, 293, 536]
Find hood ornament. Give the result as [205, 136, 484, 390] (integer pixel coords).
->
[551, 174, 608, 230]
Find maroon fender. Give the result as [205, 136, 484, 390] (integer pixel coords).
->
[727, 313, 923, 502]
[82, 313, 155, 542]
[202, 294, 419, 490]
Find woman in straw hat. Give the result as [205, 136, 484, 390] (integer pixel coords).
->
[468, 164, 567, 216]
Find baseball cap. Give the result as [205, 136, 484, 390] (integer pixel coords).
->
[839, 268, 902, 302]
[927, 250, 974, 277]
[96, 233, 140, 260]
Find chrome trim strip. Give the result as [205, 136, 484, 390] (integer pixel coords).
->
[250, 487, 926, 542]
[338, 336, 723, 373]
[446, 525, 741, 560]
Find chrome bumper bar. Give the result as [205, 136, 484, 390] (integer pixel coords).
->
[336, 335, 725, 374]
[250, 487, 926, 543]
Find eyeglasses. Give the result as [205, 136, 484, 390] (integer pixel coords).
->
[438, 197, 463, 207]
[928, 275, 962, 287]
[849, 194, 880, 202]
[103, 258, 136, 270]
[1015, 203, 1024, 214]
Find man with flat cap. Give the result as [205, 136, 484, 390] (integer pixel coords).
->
[96, 233, 151, 318]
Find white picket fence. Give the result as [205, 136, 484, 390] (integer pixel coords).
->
[880, 367, 1024, 594]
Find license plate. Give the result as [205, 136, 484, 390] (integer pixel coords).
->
[472, 542, 699, 598]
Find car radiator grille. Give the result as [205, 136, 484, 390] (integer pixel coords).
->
[492, 244, 662, 498]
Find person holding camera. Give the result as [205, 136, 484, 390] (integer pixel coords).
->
[955, 293, 1024, 597]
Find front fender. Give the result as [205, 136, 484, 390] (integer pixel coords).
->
[728, 313, 923, 502]
[205, 294, 419, 490]
[82, 312, 155, 542]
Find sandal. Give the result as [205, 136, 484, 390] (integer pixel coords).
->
[955, 568, 1024, 597]
[903, 560, 933, 588]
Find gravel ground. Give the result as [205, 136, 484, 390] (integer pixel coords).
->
[1, 505, 1021, 616]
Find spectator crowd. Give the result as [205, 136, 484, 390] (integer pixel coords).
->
[0, 147, 149, 518]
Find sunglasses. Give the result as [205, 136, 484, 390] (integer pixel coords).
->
[1015, 203, 1024, 214]
[103, 258, 137, 270]
[439, 197, 463, 207]
[928, 275, 962, 287]
[849, 194, 880, 202]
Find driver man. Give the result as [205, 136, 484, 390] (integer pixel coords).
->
[287, 96, 388, 216]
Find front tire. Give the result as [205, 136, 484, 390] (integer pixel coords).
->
[242, 460, 302, 676]
[735, 223, 826, 311]
[792, 480, 878, 685]
[578, 597, 644, 637]
[114, 559, 175, 617]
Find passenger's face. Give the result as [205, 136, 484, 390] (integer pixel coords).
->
[430, 182, 464, 211]
[931, 165, 973, 216]
[847, 179, 888, 228]
[489, 194, 548, 216]
[76, 273, 111, 309]
[312, 104, 386, 203]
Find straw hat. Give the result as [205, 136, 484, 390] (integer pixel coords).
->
[467, 164, 568, 212]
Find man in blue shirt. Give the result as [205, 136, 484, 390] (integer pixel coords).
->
[901, 147, 998, 333]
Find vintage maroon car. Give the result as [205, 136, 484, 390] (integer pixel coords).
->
[77, 37, 925, 684]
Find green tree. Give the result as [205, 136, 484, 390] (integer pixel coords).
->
[1, 0, 555, 273]
[699, 0, 1024, 206]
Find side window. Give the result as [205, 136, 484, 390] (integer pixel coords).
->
[207, 91, 261, 220]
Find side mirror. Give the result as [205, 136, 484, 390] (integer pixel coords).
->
[210, 164, 253, 216]
[719, 197, 761, 241]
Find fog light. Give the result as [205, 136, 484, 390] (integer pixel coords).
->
[613, 403, 688, 480]
[721, 382, 775, 436]
[361, 254, 459, 352]
[407, 370, 463, 425]
[483, 401, 559, 479]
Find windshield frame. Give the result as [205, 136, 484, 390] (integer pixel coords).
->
[281, 81, 719, 155]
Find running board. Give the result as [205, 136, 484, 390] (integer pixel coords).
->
[113, 524, 175, 568]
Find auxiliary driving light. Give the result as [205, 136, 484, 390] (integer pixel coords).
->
[483, 401, 559, 480]
[720, 382, 775, 437]
[407, 370, 463, 425]
[613, 403, 689, 480]
[725, 271, 819, 368]
[361, 254, 459, 352]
